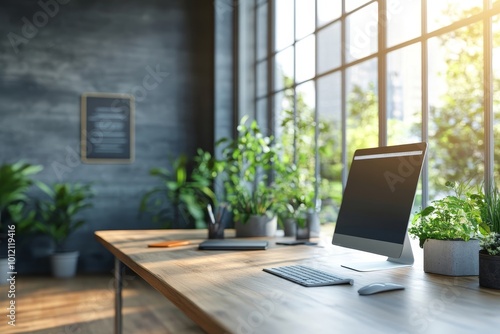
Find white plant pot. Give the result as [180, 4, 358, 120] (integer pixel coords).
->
[423, 239, 479, 276]
[50, 251, 79, 278]
[235, 215, 277, 237]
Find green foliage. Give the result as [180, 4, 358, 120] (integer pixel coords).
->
[31, 183, 94, 250]
[0, 161, 42, 230]
[346, 84, 379, 164]
[480, 233, 500, 256]
[478, 183, 500, 255]
[479, 183, 500, 234]
[217, 116, 282, 224]
[428, 5, 500, 194]
[409, 181, 486, 248]
[140, 151, 217, 229]
[274, 164, 314, 228]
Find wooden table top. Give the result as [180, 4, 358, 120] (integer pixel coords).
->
[95, 229, 500, 334]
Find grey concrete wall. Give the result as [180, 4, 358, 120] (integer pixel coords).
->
[0, 0, 216, 273]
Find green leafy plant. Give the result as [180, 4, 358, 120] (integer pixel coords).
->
[216, 116, 283, 224]
[31, 183, 94, 251]
[409, 181, 487, 248]
[480, 233, 500, 256]
[479, 183, 500, 256]
[274, 164, 314, 228]
[0, 162, 42, 231]
[140, 151, 217, 229]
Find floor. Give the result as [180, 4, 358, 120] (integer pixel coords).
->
[0, 272, 205, 334]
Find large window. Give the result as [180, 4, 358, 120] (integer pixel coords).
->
[255, 0, 500, 221]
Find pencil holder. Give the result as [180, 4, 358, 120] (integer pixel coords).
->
[208, 221, 225, 239]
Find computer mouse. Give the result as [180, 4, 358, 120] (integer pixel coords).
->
[357, 282, 405, 295]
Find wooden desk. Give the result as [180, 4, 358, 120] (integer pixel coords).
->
[95, 229, 500, 334]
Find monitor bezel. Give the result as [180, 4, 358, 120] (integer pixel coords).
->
[331, 142, 427, 271]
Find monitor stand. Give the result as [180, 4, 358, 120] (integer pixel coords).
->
[341, 234, 414, 272]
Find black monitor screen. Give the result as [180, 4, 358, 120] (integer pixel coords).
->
[333, 142, 426, 249]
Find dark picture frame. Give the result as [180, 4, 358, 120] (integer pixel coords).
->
[81, 92, 135, 163]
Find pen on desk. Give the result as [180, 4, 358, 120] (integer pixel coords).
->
[207, 204, 216, 224]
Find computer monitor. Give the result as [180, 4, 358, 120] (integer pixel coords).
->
[332, 142, 427, 272]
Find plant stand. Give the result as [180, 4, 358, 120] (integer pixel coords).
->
[235, 215, 277, 237]
[479, 252, 500, 289]
[423, 239, 479, 276]
[50, 251, 79, 278]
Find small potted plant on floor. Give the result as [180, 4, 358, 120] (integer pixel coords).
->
[409, 181, 487, 276]
[31, 182, 94, 278]
[478, 183, 500, 289]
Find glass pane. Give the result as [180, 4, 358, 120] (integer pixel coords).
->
[256, 98, 270, 136]
[274, 89, 293, 159]
[493, 15, 500, 179]
[427, 1, 482, 33]
[428, 23, 483, 199]
[256, 60, 268, 98]
[274, 46, 294, 91]
[275, 0, 295, 51]
[295, 81, 316, 174]
[317, 22, 341, 74]
[387, 43, 423, 213]
[345, 0, 371, 13]
[296, 0, 315, 39]
[317, 0, 342, 26]
[256, 2, 268, 60]
[345, 2, 378, 62]
[294, 82, 317, 211]
[317, 72, 342, 222]
[346, 58, 378, 164]
[295, 35, 315, 83]
[387, 43, 422, 145]
[387, 0, 421, 47]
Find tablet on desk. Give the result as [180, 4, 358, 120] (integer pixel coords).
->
[198, 240, 268, 250]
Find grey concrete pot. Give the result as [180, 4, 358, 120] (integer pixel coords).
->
[423, 239, 479, 276]
[235, 215, 277, 237]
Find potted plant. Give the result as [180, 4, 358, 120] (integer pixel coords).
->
[0, 162, 42, 284]
[275, 163, 316, 238]
[140, 150, 217, 229]
[409, 181, 487, 276]
[216, 116, 282, 237]
[478, 183, 500, 289]
[31, 182, 94, 278]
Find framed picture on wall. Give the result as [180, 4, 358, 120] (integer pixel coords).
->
[81, 92, 135, 164]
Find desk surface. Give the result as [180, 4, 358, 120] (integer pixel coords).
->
[95, 229, 500, 334]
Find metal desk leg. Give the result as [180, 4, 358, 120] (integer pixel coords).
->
[114, 258, 123, 334]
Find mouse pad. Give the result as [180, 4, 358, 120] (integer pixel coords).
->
[198, 240, 268, 250]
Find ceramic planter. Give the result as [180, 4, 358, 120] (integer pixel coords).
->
[50, 251, 79, 278]
[479, 252, 500, 289]
[235, 215, 277, 237]
[283, 218, 297, 237]
[423, 239, 479, 276]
